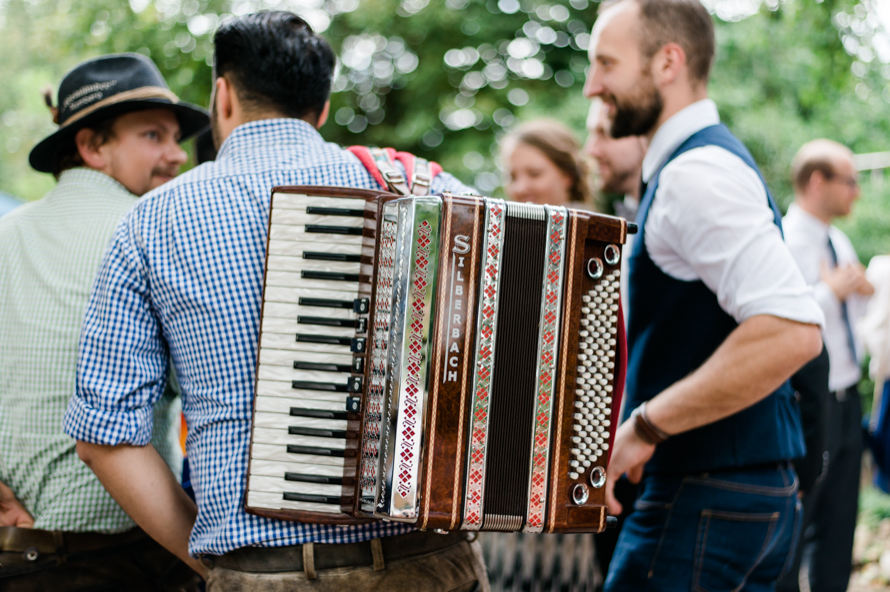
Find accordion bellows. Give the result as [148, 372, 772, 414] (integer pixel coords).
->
[246, 187, 630, 534]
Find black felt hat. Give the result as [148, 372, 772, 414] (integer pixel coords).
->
[29, 53, 210, 173]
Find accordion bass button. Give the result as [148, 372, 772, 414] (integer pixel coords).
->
[590, 467, 607, 489]
[569, 472, 580, 480]
[571, 484, 590, 505]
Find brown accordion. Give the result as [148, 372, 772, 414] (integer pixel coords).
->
[246, 186, 631, 533]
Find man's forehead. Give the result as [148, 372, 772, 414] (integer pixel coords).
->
[589, 1, 638, 60]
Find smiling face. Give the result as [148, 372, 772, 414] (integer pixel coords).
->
[584, 1, 664, 138]
[503, 140, 574, 206]
[97, 108, 187, 196]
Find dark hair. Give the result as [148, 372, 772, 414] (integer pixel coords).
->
[52, 117, 116, 178]
[603, 0, 715, 85]
[504, 119, 592, 206]
[213, 11, 336, 122]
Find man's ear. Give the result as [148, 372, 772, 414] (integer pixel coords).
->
[74, 127, 107, 171]
[215, 76, 235, 123]
[316, 101, 330, 129]
[651, 42, 687, 87]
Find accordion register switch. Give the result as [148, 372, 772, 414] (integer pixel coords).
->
[245, 186, 633, 534]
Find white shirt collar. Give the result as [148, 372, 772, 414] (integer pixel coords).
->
[641, 99, 721, 183]
[784, 201, 830, 242]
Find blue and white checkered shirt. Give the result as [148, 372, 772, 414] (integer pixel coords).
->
[64, 118, 472, 556]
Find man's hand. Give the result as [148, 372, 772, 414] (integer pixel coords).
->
[0, 480, 34, 528]
[821, 262, 874, 300]
[604, 420, 655, 515]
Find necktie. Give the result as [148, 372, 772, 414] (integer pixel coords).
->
[827, 235, 858, 361]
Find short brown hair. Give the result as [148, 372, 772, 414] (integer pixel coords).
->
[791, 139, 854, 193]
[602, 0, 715, 84]
[51, 117, 117, 178]
[504, 119, 592, 205]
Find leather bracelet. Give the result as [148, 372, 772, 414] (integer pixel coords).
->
[631, 402, 669, 445]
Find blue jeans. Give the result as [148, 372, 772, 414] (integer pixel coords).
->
[605, 464, 801, 592]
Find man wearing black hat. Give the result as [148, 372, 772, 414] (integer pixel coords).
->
[66, 11, 488, 592]
[0, 53, 208, 590]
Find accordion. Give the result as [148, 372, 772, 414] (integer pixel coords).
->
[246, 186, 631, 533]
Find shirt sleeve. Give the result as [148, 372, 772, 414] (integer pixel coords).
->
[646, 146, 825, 327]
[431, 171, 475, 195]
[64, 206, 168, 446]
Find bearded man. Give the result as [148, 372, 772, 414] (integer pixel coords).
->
[584, 1, 825, 590]
[0, 53, 208, 590]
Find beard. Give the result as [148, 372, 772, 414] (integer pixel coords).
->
[605, 72, 664, 139]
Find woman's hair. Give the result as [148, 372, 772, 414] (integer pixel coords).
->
[502, 119, 591, 205]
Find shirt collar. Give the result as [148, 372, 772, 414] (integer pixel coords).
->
[216, 118, 325, 162]
[53, 167, 133, 200]
[785, 201, 830, 242]
[641, 99, 721, 183]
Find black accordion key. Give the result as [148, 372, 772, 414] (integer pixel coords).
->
[301, 270, 360, 282]
[293, 361, 353, 373]
[298, 316, 359, 329]
[285, 472, 345, 485]
[283, 492, 341, 505]
[298, 297, 354, 309]
[305, 206, 365, 217]
[295, 334, 351, 346]
[289, 407, 348, 420]
[302, 251, 362, 263]
[288, 426, 348, 439]
[292, 380, 347, 392]
[286, 445, 345, 458]
[304, 225, 362, 236]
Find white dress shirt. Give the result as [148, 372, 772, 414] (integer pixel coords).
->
[783, 202, 866, 391]
[640, 99, 824, 330]
[860, 255, 890, 382]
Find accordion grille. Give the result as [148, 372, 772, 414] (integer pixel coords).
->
[482, 213, 547, 528]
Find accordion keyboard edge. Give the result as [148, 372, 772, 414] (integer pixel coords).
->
[246, 187, 629, 533]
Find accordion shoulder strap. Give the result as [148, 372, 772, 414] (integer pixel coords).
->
[348, 145, 442, 196]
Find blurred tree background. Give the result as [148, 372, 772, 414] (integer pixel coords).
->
[0, 0, 889, 258]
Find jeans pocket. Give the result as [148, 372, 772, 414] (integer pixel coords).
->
[692, 510, 778, 592]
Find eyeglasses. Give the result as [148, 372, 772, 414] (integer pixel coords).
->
[825, 172, 859, 189]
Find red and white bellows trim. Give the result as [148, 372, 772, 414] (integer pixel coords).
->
[524, 206, 567, 532]
[462, 199, 506, 530]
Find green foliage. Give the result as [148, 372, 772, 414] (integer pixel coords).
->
[1, 0, 890, 272]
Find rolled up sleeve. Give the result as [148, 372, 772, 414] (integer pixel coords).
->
[648, 147, 825, 329]
[64, 207, 168, 446]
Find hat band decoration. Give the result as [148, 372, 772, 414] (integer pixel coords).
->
[61, 86, 181, 127]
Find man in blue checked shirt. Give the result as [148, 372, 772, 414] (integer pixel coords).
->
[65, 12, 488, 591]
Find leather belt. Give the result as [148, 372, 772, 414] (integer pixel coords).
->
[0, 526, 146, 555]
[205, 530, 468, 573]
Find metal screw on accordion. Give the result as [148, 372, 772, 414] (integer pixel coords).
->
[24, 547, 39, 562]
[604, 245, 620, 266]
[589, 466, 607, 489]
[571, 483, 589, 506]
[587, 258, 604, 280]
[433, 529, 450, 535]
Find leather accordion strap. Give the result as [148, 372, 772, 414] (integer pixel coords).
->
[348, 145, 442, 196]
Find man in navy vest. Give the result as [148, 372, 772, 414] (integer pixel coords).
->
[584, 1, 825, 590]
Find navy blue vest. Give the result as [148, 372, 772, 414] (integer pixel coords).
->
[626, 124, 805, 474]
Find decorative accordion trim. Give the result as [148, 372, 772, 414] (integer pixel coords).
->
[395, 220, 433, 498]
[524, 206, 567, 533]
[359, 212, 398, 510]
[462, 199, 506, 530]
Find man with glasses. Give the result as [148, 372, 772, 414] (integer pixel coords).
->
[781, 139, 872, 592]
